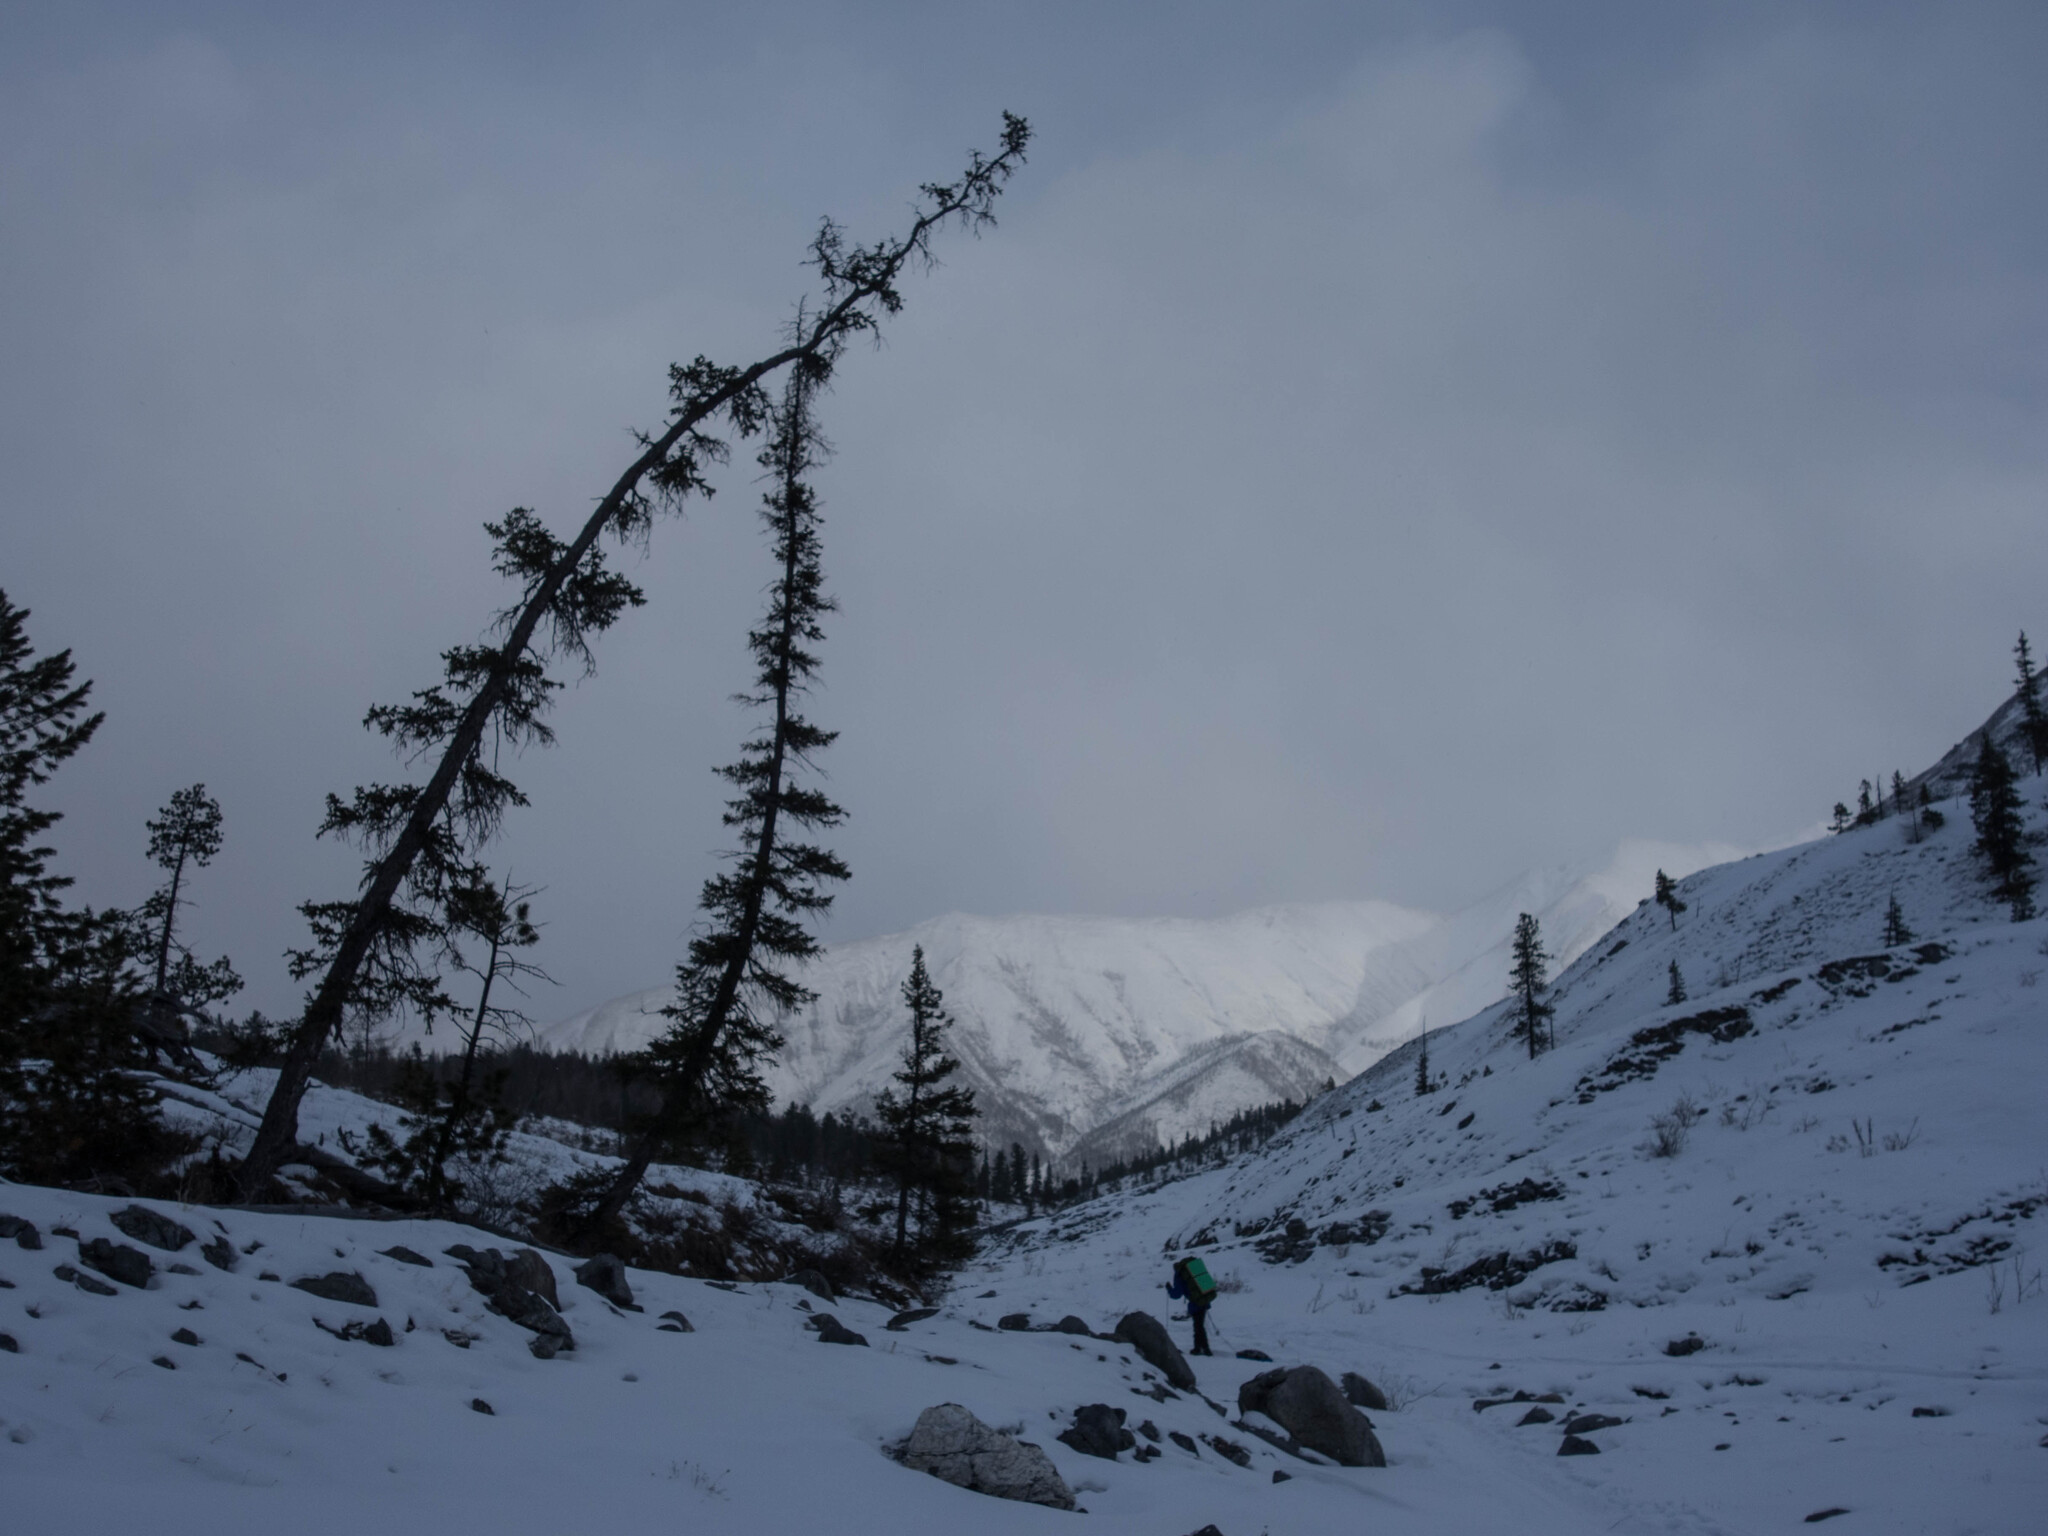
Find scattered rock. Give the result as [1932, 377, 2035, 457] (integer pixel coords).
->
[1631, 1387, 1670, 1400]
[1237, 1365, 1386, 1467]
[0, 1215, 42, 1250]
[1113, 1311, 1197, 1391]
[502, 1249, 560, 1309]
[110, 1205, 195, 1253]
[1518, 1407, 1555, 1426]
[1272, 1469, 1292, 1483]
[1235, 1348, 1273, 1362]
[658, 1310, 694, 1333]
[165, 1262, 201, 1276]
[814, 1313, 869, 1346]
[1665, 1334, 1706, 1357]
[1561, 1413, 1626, 1436]
[1202, 1434, 1253, 1468]
[1136, 1419, 1160, 1442]
[1340, 1371, 1389, 1412]
[471, 1398, 494, 1415]
[573, 1254, 636, 1309]
[258, 1272, 280, 1283]
[1057, 1403, 1135, 1460]
[79, 1238, 152, 1289]
[888, 1307, 941, 1331]
[290, 1272, 377, 1307]
[1910, 1406, 1949, 1418]
[529, 1333, 566, 1360]
[379, 1246, 433, 1268]
[0, 1333, 17, 1352]
[447, 1247, 573, 1352]
[900, 1402, 1075, 1510]
[998, 1312, 1032, 1331]
[1185, 1527, 1226, 1536]
[170, 1328, 200, 1347]
[1558, 1435, 1600, 1456]
[200, 1235, 236, 1272]
[1804, 1511, 1849, 1525]
[1053, 1315, 1091, 1335]
[152, 1355, 176, 1370]
[1134, 1443, 1160, 1461]
[442, 1328, 477, 1349]
[787, 1268, 835, 1303]
[363, 1318, 395, 1347]
[1168, 1430, 1200, 1456]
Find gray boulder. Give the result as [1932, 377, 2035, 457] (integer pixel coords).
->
[200, 1235, 236, 1272]
[79, 1238, 153, 1289]
[788, 1268, 835, 1303]
[503, 1249, 559, 1309]
[814, 1313, 869, 1346]
[0, 1215, 41, 1249]
[573, 1253, 636, 1309]
[1056, 1403, 1135, 1460]
[887, 1307, 940, 1331]
[290, 1271, 378, 1307]
[1113, 1311, 1197, 1391]
[110, 1206, 195, 1253]
[1340, 1371, 1389, 1412]
[997, 1312, 1031, 1331]
[901, 1403, 1075, 1510]
[1238, 1365, 1386, 1467]
[1053, 1315, 1092, 1335]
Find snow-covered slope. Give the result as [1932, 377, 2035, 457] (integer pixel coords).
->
[546, 839, 1749, 1158]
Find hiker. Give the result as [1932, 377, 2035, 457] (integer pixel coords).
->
[1166, 1256, 1215, 1357]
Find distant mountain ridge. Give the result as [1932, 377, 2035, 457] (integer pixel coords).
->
[542, 838, 1751, 1159]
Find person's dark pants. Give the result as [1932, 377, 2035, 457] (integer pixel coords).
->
[1191, 1304, 1211, 1356]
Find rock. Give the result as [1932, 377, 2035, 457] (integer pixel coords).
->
[1340, 1371, 1390, 1412]
[998, 1312, 1031, 1331]
[1202, 1434, 1253, 1468]
[1910, 1406, 1949, 1418]
[1665, 1333, 1705, 1357]
[888, 1307, 940, 1331]
[1053, 1315, 1091, 1335]
[502, 1249, 559, 1308]
[1168, 1430, 1200, 1456]
[1805, 1510, 1851, 1523]
[1561, 1413, 1626, 1435]
[658, 1310, 694, 1332]
[166, 1262, 201, 1276]
[573, 1254, 635, 1309]
[448, 1247, 574, 1352]
[258, 1272, 280, 1282]
[1558, 1435, 1600, 1456]
[1186, 1527, 1227, 1536]
[471, 1398, 495, 1415]
[900, 1403, 1075, 1510]
[1236, 1348, 1273, 1362]
[528, 1333, 565, 1360]
[1237, 1366, 1385, 1467]
[1272, 1469, 1292, 1483]
[290, 1272, 377, 1308]
[788, 1268, 835, 1303]
[379, 1246, 433, 1268]
[1056, 1403, 1135, 1460]
[0, 1333, 17, 1352]
[1137, 1419, 1161, 1442]
[498, 1286, 575, 1349]
[0, 1215, 42, 1249]
[1134, 1443, 1160, 1461]
[110, 1205, 195, 1253]
[814, 1313, 869, 1346]
[152, 1355, 176, 1370]
[1113, 1311, 1197, 1391]
[362, 1318, 395, 1347]
[171, 1328, 200, 1347]
[200, 1235, 236, 1272]
[1517, 1407, 1555, 1426]
[55, 1263, 119, 1296]
[79, 1238, 153, 1289]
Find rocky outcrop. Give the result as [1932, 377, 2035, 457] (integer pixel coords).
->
[446, 1245, 573, 1356]
[289, 1271, 377, 1307]
[79, 1238, 153, 1288]
[574, 1253, 636, 1309]
[1113, 1311, 1197, 1391]
[1238, 1365, 1386, 1467]
[110, 1206, 195, 1252]
[901, 1403, 1075, 1510]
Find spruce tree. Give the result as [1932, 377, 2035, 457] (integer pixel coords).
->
[1654, 869, 1687, 931]
[139, 786, 241, 1053]
[577, 364, 849, 1232]
[1831, 802, 1852, 835]
[1967, 731, 2036, 920]
[1509, 912, 1554, 1060]
[240, 118, 1032, 1197]
[1883, 891, 1913, 948]
[1857, 780, 1874, 823]
[1666, 959, 1687, 1006]
[874, 945, 978, 1265]
[2016, 631, 2048, 776]
[1413, 1016, 1433, 1096]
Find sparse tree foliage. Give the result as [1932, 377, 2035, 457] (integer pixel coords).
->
[1830, 802, 1852, 835]
[1666, 958, 1687, 1006]
[1414, 1016, 1434, 1096]
[1654, 869, 1687, 931]
[138, 785, 241, 1056]
[1883, 891, 1912, 948]
[1968, 731, 2035, 920]
[874, 945, 979, 1268]
[2016, 631, 2047, 776]
[238, 117, 1032, 1196]
[1509, 912, 1554, 1060]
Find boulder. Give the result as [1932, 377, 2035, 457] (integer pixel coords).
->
[788, 1268, 835, 1303]
[658, 1310, 694, 1333]
[573, 1254, 635, 1309]
[1056, 1403, 1135, 1460]
[1340, 1371, 1389, 1412]
[1561, 1412, 1626, 1436]
[887, 1307, 940, 1331]
[1053, 1315, 1092, 1335]
[1517, 1407, 1555, 1426]
[379, 1246, 433, 1268]
[200, 1235, 236, 1272]
[503, 1249, 560, 1309]
[1113, 1311, 1197, 1391]
[79, 1238, 153, 1289]
[447, 1247, 574, 1352]
[1558, 1435, 1600, 1456]
[0, 1215, 42, 1250]
[1168, 1430, 1200, 1456]
[814, 1313, 869, 1346]
[997, 1312, 1032, 1331]
[54, 1264, 119, 1296]
[900, 1403, 1075, 1510]
[110, 1205, 195, 1253]
[290, 1271, 378, 1307]
[1237, 1366, 1386, 1468]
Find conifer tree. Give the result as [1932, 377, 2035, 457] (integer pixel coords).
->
[139, 786, 241, 1048]
[1654, 869, 1687, 931]
[1509, 912, 1554, 1060]
[1857, 780, 1874, 822]
[1413, 1016, 1433, 1096]
[2016, 631, 2047, 776]
[1967, 731, 2035, 920]
[874, 945, 978, 1265]
[1830, 802, 1852, 834]
[577, 362, 850, 1233]
[240, 117, 1032, 1197]
[1666, 959, 1687, 1006]
[1883, 891, 1913, 948]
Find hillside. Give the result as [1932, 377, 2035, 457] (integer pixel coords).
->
[544, 839, 1749, 1159]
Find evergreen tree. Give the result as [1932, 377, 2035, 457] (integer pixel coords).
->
[1967, 731, 2036, 920]
[1857, 780, 1874, 822]
[1509, 912, 1554, 1060]
[990, 1147, 1011, 1203]
[1883, 891, 1913, 948]
[138, 786, 240, 1052]
[579, 363, 849, 1233]
[1830, 802, 1852, 834]
[1918, 784, 1945, 832]
[1653, 869, 1687, 931]
[1413, 1015, 1433, 1096]
[2016, 631, 2048, 776]
[873, 945, 978, 1265]
[240, 118, 1032, 1197]
[1666, 958, 1687, 1006]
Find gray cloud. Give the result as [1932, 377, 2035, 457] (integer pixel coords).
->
[5, 5, 2045, 1022]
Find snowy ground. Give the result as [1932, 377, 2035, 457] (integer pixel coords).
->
[5, 793, 2047, 1533]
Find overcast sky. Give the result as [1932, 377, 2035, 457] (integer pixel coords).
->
[5, 2, 2046, 1023]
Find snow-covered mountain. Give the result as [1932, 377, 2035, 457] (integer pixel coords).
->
[544, 839, 1750, 1159]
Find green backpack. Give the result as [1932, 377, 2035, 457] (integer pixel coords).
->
[1177, 1255, 1219, 1302]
